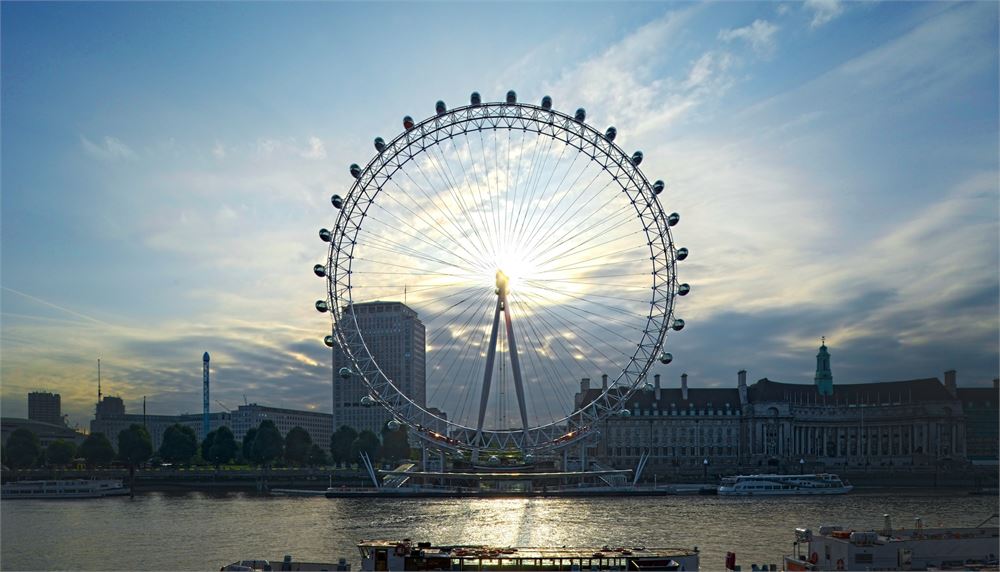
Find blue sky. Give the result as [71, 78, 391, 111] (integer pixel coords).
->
[2, 1, 997, 429]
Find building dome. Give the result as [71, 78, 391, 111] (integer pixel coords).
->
[203, 352, 210, 362]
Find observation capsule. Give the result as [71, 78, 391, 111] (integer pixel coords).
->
[360, 395, 375, 407]
[644, 383, 654, 392]
[632, 150, 644, 166]
[676, 247, 689, 261]
[488, 454, 501, 465]
[605, 126, 617, 141]
[678, 283, 691, 296]
[659, 352, 673, 365]
[524, 453, 535, 463]
[672, 318, 686, 331]
[506, 90, 517, 104]
[435, 100, 446, 115]
[315, 300, 329, 313]
[319, 228, 332, 242]
[652, 180, 665, 195]
[575, 108, 586, 122]
[541, 95, 552, 109]
[331, 194, 344, 209]
[338, 367, 352, 379]
[667, 212, 680, 226]
[471, 91, 482, 106]
[349, 163, 361, 179]
[374, 137, 386, 153]
[324, 335, 335, 348]
[313, 264, 326, 277]
[403, 115, 415, 130]
[387, 419, 401, 431]
[452, 451, 465, 460]
[620, 409, 632, 417]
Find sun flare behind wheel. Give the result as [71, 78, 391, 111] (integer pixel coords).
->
[317, 91, 690, 456]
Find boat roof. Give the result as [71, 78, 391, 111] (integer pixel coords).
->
[358, 541, 697, 559]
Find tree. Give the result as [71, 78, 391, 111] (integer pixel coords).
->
[46, 439, 77, 467]
[118, 424, 153, 498]
[201, 430, 216, 462]
[381, 423, 411, 464]
[330, 425, 358, 467]
[350, 430, 381, 464]
[284, 426, 313, 466]
[307, 443, 328, 467]
[79, 432, 115, 467]
[251, 420, 283, 468]
[208, 426, 238, 469]
[242, 427, 258, 466]
[5, 428, 41, 470]
[159, 424, 198, 464]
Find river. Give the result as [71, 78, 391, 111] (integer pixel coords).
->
[2, 489, 995, 570]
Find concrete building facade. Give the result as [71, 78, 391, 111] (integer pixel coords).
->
[332, 301, 426, 435]
[28, 392, 63, 426]
[230, 403, 333, 450]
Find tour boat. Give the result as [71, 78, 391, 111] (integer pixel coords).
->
[781, 515, 999, 571]
[717, 473, 852, 496]
[357, 540, 699, 571]
[0, 479, 129, 499]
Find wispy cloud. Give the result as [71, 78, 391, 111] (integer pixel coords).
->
[718, 19, 779, 58]
[80, 135, 136, 161]
[804, 0, 844, 29]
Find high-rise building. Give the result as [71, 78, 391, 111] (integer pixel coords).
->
[28, 392, 63, 426]
[332, 301, 426, 435]
[230, 403, 333, 449]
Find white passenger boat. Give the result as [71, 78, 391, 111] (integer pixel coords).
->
[0, 479, 129, 499]
[782, 515, 999, 571]
[717, 473, 852, 496]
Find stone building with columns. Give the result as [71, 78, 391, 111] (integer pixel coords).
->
[575, 341, 976, 472]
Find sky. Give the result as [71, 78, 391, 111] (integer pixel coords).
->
[2, 1, 998, 431]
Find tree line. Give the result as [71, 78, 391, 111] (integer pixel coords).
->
[3, 420, 412, 471]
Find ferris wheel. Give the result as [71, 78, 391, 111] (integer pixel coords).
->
[315, 91, 690, 456]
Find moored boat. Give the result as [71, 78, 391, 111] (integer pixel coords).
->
[357, 539, 699, 571]
[717, 473, 851, 496]
[781, 515, 999, 571]
[0, 479, 130, 499]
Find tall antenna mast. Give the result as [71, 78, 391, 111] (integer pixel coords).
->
[202, 352, 211, 439]
[98, 358, 102, 403]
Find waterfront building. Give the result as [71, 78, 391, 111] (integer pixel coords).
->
[332, 301, 426, 435]
[575, 341, 984, 472]
[90, 395, 230, 451]
[28, 391, 63, 426]
[229, 403, 333, 448]
[1, 418, 84, 447]
[958, 379, 999, 465]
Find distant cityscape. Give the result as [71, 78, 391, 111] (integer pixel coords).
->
[3, 300, 996, 473]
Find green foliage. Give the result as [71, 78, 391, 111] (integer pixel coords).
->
[208, 426, 238, 467]
[117, 424, 153, 467]
[251, 420, 284, 467]
[79, 432, 115, 467]
[350, 430, 381, 463]
[330, 425, 358, 466]
[6, 428, 40, 469]
[380, 423, 410, 464]
[201, 430, 216, 461]
[45, 439, 77, 466]
[283, 426, 313, 466]
[307, 443, 328, 467]
[241, 427, 258, 465]
[159, 424, 198, 464]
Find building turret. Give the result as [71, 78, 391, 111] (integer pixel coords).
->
[681, 373, 689, 401]
[815, 337, 833, 396]
[738, 370, 748, 405]
[944, 370, 957, 397]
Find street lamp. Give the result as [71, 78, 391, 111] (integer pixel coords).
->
[799, 458, 805, 475]
[703, 458, 709, 482]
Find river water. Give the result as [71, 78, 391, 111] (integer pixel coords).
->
[2, 489, 996, 570]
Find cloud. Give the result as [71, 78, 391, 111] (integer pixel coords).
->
[718, 19, 779, 58]
[804, 0, 844, 29]
[301, 136, 327, 160]
[80, 135, 136, 161]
